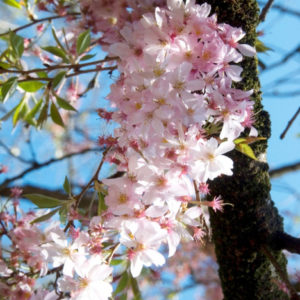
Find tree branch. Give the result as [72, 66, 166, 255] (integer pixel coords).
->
[0, 13, 80, 37]
[0, 184, 66, 200]
[280, 107, 300, 139]
[0, 66, 117, 85]
[263, 90, 300, 98]
[74, 146, 110, 208]
[0, 147, 102, 189]
[0, 57, 118, 75]
[270, 231, 300, 254]
[0, 140, 32, 164]
[269, 161, 300, 178]
[259, 0, 275, 22]
[268, 4, 300, 18]
[261, 44, 300, 73]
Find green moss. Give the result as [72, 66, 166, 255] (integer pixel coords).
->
[194, 1, 290, 299]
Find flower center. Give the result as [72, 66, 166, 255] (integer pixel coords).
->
[79, 278, 89, 289]
[119, 193, 128, 204]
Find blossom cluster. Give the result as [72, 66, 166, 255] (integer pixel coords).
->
[0, 206, 113, 300]
[1, 1, 258, 299]
[97, 0, 256, 281]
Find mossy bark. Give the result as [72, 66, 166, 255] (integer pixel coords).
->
[195, 1, 290, 299]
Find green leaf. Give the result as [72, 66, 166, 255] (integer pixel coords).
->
[235, 143, 257, 160]
[59, 205, 68, 224]
[114, 272, 129, 296]
[130, 276, 142, 300]
[25, 194, 66, 208]
[1, 76, 18, 102]
[255, 39, 272, 53]
[42, 46, 69, 62]
[18, 81, 45, 92]
[97, 192, 107, 215]
[63, 176, 71, 194]
[37, 101, 49, 128]
[0, 62, 11, 69]
[24, 99, 43, 122]
[51, 27, 66, 52]
[50, 102, 64, 127]
[79, 54, 96, 61]
[76, 29, 91, 55]
[110, 259, 124, 266]
[36, 71, 48, 78]
[234, 136, 266, 145]
[12, 98, 25, 126]
[119, 294, 127, 300]
[56, 96, 77, 112]
[3, 0, 21, 9]
[52, 71, 66, 88]
[10, 31, 24, 58]
[31, 207, 60, 224]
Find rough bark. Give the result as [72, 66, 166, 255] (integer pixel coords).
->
[196, 0, 290, 299]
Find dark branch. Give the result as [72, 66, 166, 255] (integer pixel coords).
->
[263, 91, 300, 98]
[259, 0, 275, 22]
[0, 57, 118, 76]
[257, 2, 300, 18]
[271, 4, 300, 18]
[270, 231, 300, 255]
[269, 161, 300, 178]
[0, 140, 32, 164]
[261, 44, 300, 73]
[0, 185, 66, 200]
[280, 107, 300, 139]
[0, 147, 102, 190]
[0, 13, 80, 37]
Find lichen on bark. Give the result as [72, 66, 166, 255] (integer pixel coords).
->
[195, 0, 290, 299]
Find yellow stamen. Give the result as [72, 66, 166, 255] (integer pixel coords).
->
[79, 278, 89, 289]
[153, 67, 165, 77]
[136, 243, 146, 251]
[135, 103, 142, 110]
[202, 50, 211, 61]
[119, 193, 128, 204]
[173, 81, 185, 91]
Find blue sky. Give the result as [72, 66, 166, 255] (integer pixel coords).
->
[0, 1, 299, 299]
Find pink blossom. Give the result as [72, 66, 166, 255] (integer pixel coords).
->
[120, 219, 166, 277]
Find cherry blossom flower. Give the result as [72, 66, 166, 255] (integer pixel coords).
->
[64, 256, 113, 300]
[120, 219, 167, 277]
[190, 138, 235, 182]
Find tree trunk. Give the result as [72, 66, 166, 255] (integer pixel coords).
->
[196, 0, 290, 299]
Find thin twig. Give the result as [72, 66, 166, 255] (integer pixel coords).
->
[261, 44, 300, 73]
[259, 0, 275, 22]
[62, 147, 110, 232]
[280, 107, 300, 139]
[66, 66, 117, 78]
[0, 66, 117, 85]
[0, 148, 101, 189]
[0, 57, 118, 75]
[0, 140, 32, 164]
[264, 91, 300, 98]
[257, 2, 300, 18]
[107, 243, 121, 264]
[74, 147, 111, 208]
[0, 13, 80, 37]
[193, 180, 201, 202]
[261, 245, 300, 299]
[269, 161, 300, 178]
[0, 66, 117, 86]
